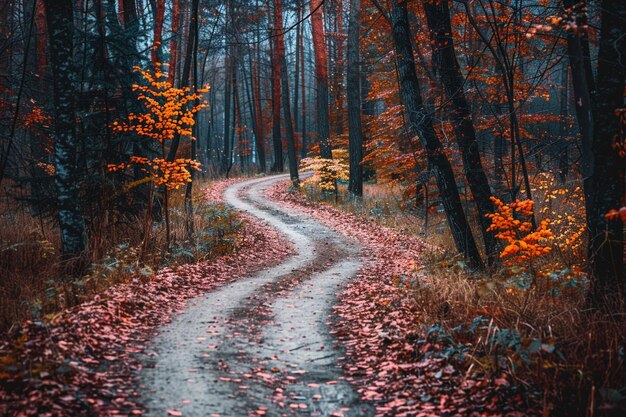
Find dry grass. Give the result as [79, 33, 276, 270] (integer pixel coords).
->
[0, 181, 241, 334]
[303, 179, 626, 416]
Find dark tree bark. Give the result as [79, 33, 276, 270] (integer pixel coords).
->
[424, 0, 497, 265]
[270, 29, 284, 172]
[390, 0, 483, 268]
[166, 0, 199, 162]
[151, 0, 165, 64]
[168, 0, 181, 85]
[274, 0, 299, 185]
[222, 57, 233, 173]
[293, 0, 301, 135]
[310, 0, 332, 158]
[558, 62, 569, 183]
[44, 0, 88, 261]
[346, 0, 363, 196]
[184, 0, 199, 240]
[563, 0, 593, 214]
[586, 0, 625, 306]
[300, 25, 307, 158]
[253, 55, 267, 172]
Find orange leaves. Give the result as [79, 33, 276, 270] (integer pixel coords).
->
[109, 64, 208, 189]
[487, 197, 554, 265]
[108, 158, 201, 190]
[112, 63, 208, 143]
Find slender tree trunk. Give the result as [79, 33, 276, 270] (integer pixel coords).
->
[274, 0, 299, 185]
[347, 0, 363, 196]
[44, 0, 88, 262]
[253, 59, 267, 172]
[270, 29, 284, 172]
[558, 61, 569, 183]
[293, 0, 301, 136]
[165, 0, 198, 162]
[152, 0, 165, 64]
[586, 0, 625, 306]
[184, 0, 199, 240]
[332, 0, 344, 136]
[222, 57, 233, 173]
[424, 0, 497, 265]
[390, 0, 483, 268]
[564, 0, 593, 214]
[310, 0, 332, 158]
[300, 24, 307, 158]
[168, 0, 181, 85]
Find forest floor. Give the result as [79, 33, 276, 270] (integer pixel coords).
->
[1, 174, 535, 417]
[138, 174, 530, 417]
[139, 174, 372, 417]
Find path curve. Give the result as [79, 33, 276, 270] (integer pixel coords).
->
[139, 175, 373, 417]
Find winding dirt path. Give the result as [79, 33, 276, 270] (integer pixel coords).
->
[139, 175, 373, 417]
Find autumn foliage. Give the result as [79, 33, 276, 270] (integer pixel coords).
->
[108, 64, 206, 189]
[486, 197, 554, 265]
[299, 149, 349, 193]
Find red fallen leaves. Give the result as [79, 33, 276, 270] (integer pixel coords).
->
[0, 179, 294, 417]
[268, 182, 540, 416]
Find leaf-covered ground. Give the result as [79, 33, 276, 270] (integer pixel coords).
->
[267, 182, 539, 416]
[0, 178, 293, 416]
[1, 176, 539, 416]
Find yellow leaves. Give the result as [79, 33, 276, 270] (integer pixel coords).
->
[299, 149, 350, 193]
[487, 197, 554, 266]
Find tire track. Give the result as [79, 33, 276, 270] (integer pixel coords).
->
[139, 175, 372, 417]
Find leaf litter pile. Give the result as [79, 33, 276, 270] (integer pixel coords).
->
[267, 181, 539, 416]
[0, 178, 294, 416]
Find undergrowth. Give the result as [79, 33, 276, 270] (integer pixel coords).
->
[300, 179, 626, 416]
[0, 182, 242, 334]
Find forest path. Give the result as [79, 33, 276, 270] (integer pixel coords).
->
[139, 174, 373, 417]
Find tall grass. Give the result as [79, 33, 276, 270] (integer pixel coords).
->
[302, 180, 626, 416]
[0, 182, 241, 334]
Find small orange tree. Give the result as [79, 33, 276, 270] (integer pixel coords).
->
[108, 64, 207, 248]
[486, 197, 554, 266]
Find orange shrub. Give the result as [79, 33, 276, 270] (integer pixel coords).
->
[486, 197, 554, 265]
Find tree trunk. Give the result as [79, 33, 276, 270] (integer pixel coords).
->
[168, 0, 181, 85]
[586, 0, 625, 306]
[332, 0, 344, 136]
[184, 0, 199, 240]
[300, 24, 307, 158]
[558, 61, 569, 183]
[44, 0, 88, 262]
[222, 57, 233, 173]
[165, 0, 199, 162]
[390, 0, 483, 268]
[424, 0, 497, 265]
[274, 0, 299, 185]
[564, 0, 593, 214]
[310, 0, 332, 158]
[347, 0, 363, 197]
[253, 56, 267, 172]
[270, 30, 284, 172]
[151, 0, 165, 64]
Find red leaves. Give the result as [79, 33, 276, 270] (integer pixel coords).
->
[269, 180, 539, 416]
[0, 179, 294, 416]
[605, 207, 626, 221]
